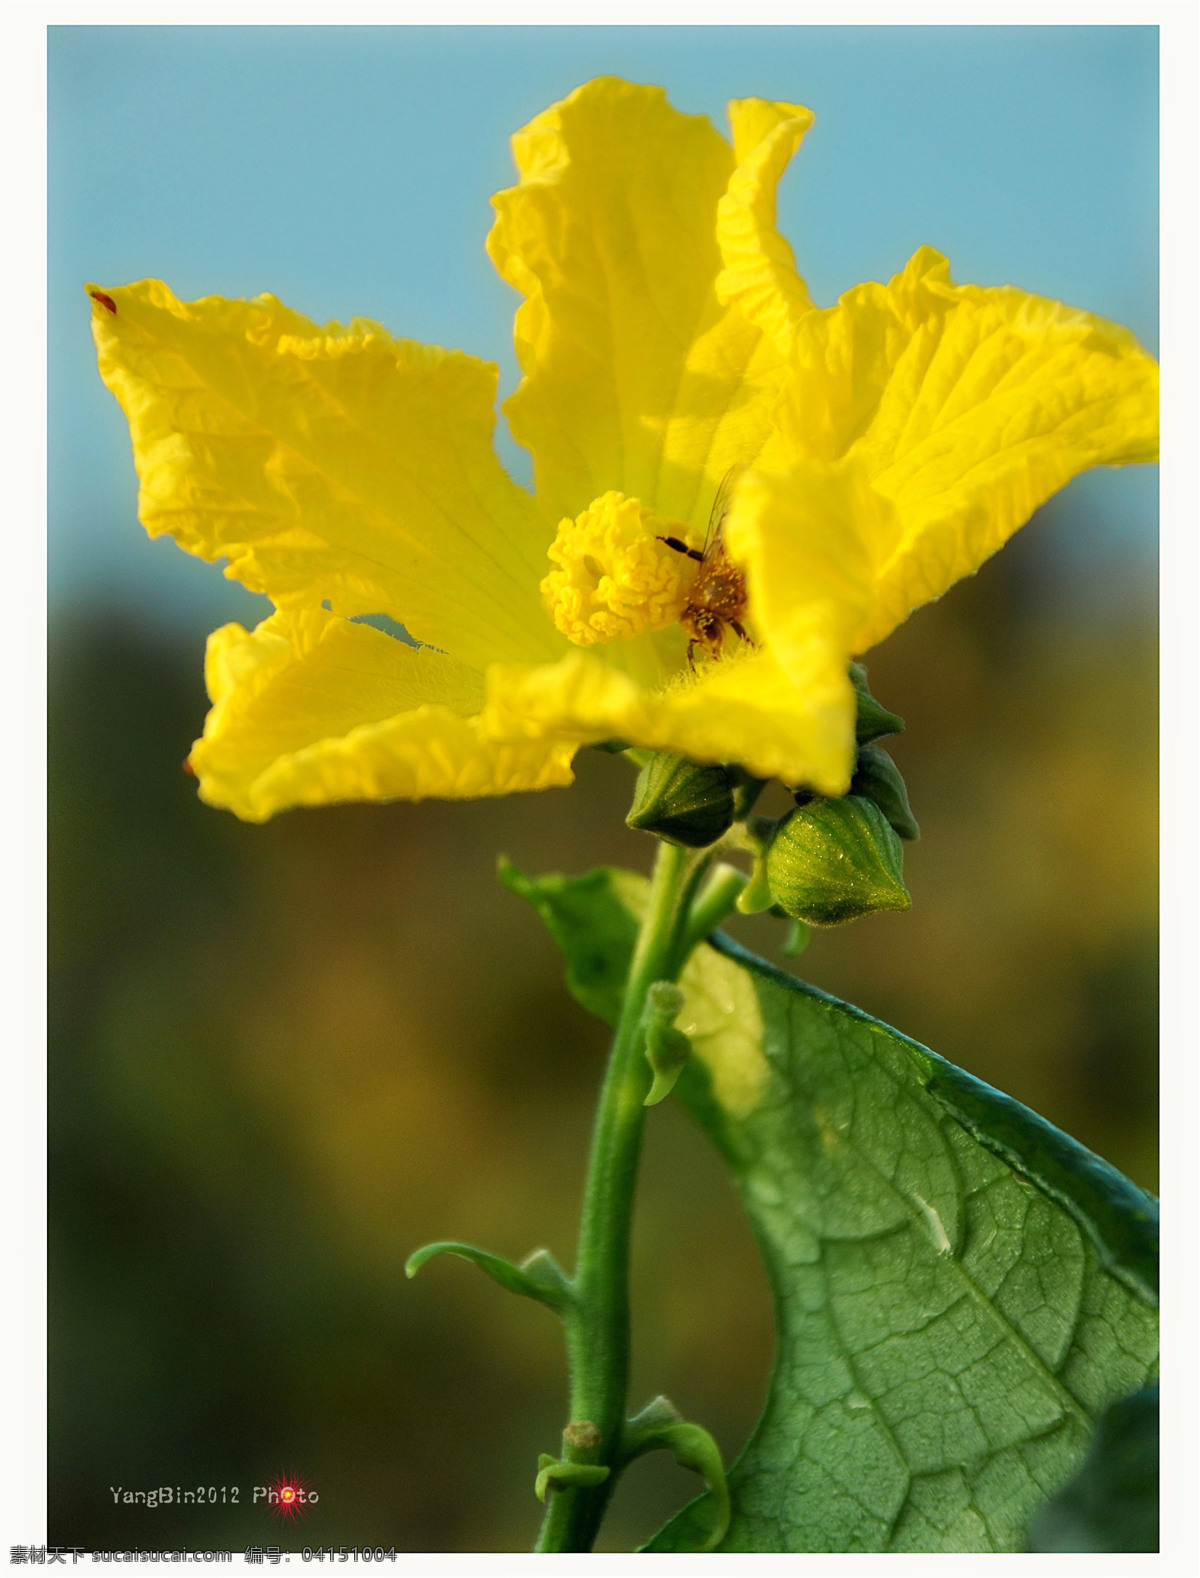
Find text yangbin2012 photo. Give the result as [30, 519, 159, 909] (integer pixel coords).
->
[34, 17, 1176, 1561]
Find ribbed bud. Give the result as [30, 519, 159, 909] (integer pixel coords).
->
[850, 662, 905, 744]
[626, 753, 736, 848]
[850, 744, 920, 840]
[765, 795, 911, 926]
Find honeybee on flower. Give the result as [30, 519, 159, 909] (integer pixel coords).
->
[658, 465, 754, 668]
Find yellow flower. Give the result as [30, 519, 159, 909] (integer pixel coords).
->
[88, 77, 1158, 822]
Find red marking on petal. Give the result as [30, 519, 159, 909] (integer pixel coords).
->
[90, 290, 117, 314]
[182, 755, 196, 777]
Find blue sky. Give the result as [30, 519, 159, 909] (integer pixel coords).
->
[49, 24, 1159, 634]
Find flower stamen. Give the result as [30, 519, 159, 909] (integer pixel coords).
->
[541, 491, 697, 647]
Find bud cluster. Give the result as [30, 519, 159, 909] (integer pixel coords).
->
[763, 667, 917, 926]
[623, 665, 918, 930]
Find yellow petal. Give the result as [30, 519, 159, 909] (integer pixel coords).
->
[483, 644, 852, 797]
[191, 608, 577, 822]
[773, 247, 1160, 649]
[716, 98, 815, 359]
[723, 458, 886, 692]
[88, 281, 564, 670]
[487, 78, 813, 533]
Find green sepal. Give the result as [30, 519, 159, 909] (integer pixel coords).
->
[766, 795, 911, 926]
[405, 1240, 572, 1312]
[780, 919, 811, 957]
[589, 738, 630, 753]
[626, 752, 736, 848]
[535, 1456, 611, 1503]
[642, 981, 692, 1106]
[850, 743, 920, 840]
[850, 661, 905, 744]
[622, 1403, 730, 1553]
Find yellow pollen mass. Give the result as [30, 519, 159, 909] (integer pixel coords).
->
[540, 491, 696, 647]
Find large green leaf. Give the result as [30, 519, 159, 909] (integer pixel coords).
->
[1027, 1385, 1158, 1552]
[505, 864, 1158, 1553]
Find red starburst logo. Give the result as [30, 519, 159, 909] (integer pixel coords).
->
[267, 1469, 312, 1523]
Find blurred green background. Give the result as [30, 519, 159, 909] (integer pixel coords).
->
[49, 25, 1157, 1555]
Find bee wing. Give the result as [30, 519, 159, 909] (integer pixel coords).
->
[701, 463, 746, 558]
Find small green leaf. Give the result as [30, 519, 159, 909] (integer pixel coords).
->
[498, 857, 640, 1028]
[622, 1415, 731, 1552]
[515, 866, 1158, 1552]
[405, 1240, 571, 1311]
[642, 981, 692, 1105]
[644, 1023, 692, 1106]
[535, 1456, 611, 1503]
[1027, 1386, 1158, 1552]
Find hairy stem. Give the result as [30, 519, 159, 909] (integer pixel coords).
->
[534, 840, 709, 1552]
[677, 862, 749, 962]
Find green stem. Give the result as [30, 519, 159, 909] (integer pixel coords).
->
[535, 840, 708, 1552]
[677, 862, 749, 962]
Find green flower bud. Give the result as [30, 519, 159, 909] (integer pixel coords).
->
[850, 744, 920, 840]
[765, 795, 911, 926]
[850, 661, 905, 744]
[626, 752, 736, 848]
